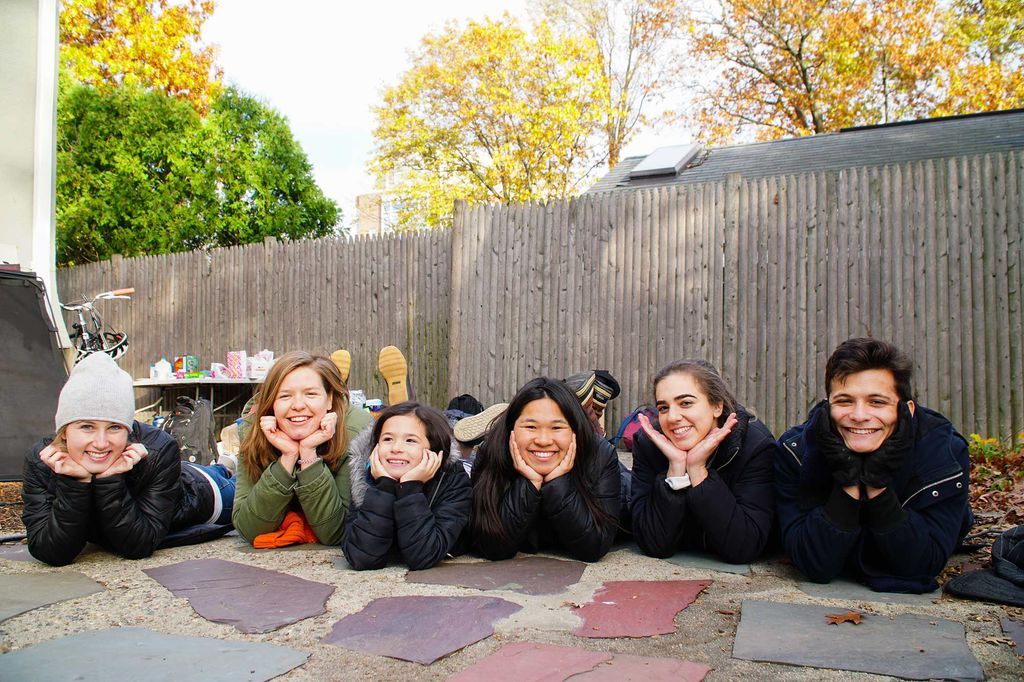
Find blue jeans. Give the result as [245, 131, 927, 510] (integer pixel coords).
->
[190, 463, 235, 525]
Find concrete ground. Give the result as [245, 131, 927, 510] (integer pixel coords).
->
[1, 535, 1023, 681]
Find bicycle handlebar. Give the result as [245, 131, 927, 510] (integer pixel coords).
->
[60, 287, 134, 310]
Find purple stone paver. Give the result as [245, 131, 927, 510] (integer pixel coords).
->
[0, 543, 36, 563]
[143, 558, 334, 633]
[572, 580, 711, 638]
[407, 556, 586, 596]
[324, 595, 521, 664]
[1001, 618, 1024, 655]
[447, 642, 711, 682]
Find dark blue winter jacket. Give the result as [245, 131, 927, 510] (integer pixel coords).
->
[776, 401, 973, 593]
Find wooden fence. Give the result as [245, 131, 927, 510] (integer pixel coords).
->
[60, 150, 1023, 438]
[58, 231, 453, 411]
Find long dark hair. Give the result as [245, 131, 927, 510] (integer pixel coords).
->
[471, 377, 613, 544]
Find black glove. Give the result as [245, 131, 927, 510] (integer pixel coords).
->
[861, 401, 914, 489]
[812, 401, 861, 487]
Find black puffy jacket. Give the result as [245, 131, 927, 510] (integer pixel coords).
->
[472, 439, 621, 563]
[630, 408, 776, 564]
[341, 427, 472, 570]
[22, 422, 214, 566]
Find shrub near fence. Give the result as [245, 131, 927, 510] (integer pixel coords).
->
[60, 151, 1023, 438]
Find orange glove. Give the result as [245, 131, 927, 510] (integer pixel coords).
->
[252, 511, 319, 548]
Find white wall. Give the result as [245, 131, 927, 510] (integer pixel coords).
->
[0, 0, 68, 348]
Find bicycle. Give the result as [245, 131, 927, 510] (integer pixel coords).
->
[60, 287, 134, 363]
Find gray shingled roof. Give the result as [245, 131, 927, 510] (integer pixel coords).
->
[586, 109, 1024, 194]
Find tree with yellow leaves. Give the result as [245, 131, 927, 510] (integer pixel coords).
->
[937, 0, 1024, 115]
[370, 16, 609, 230]
[60, 0, 221, 113]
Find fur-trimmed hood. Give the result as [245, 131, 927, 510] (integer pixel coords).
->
[347, 424, 464, 508]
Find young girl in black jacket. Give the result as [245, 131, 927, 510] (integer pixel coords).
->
[470, 377, 620, 562]
[22, 353, 234, 566]
[342, 402, 471, 570]
[630, 359, 775, 564]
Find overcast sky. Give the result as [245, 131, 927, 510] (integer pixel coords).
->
[203, 1, 690, 229]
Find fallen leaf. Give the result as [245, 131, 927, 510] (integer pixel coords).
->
[984, 631, 1012, 645]
[718, 609, 737, 615]
[825, 611, 863, 625]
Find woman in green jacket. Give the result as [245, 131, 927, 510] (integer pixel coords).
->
[232, 351, 370, 545]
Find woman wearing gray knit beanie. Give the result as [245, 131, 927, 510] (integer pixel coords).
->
[21, 353, 236, 566]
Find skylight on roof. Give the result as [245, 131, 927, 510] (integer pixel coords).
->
[629, 144, 701, 178]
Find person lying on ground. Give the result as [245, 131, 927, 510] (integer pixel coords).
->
[22, 353, 234, 566]
[565, 368, 632, 534]
[470, 377, 621, 562]
[776, 337, 973, 593]
[630, 359, 776, 564]
[342, 402, 471, 570]
[232, 351, 370, 546]
[563, 369, 620, 437]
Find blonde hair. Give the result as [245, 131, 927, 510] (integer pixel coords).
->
[240, 351, 350, 476]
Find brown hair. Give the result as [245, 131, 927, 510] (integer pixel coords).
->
[239, 351, 350, 477]
[825, 337, 914, 401]
[651, 359, 737, 426]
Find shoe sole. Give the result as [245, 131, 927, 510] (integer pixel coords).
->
[378, 346, 409, 405]
[454, 403, 510, 443]
[331, 349, 351, 383]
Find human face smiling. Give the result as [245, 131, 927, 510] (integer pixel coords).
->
[64, 420, 129, 475]
[655, 372, 724, 451]
[273, 366, 331, 442]
[512, 397, 573, 477]
[377, 413, 428, 479]
[828, 368, 913, 454]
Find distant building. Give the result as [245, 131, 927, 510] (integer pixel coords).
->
[586, 109, 1024, 194]
[355, 191, 386, 236]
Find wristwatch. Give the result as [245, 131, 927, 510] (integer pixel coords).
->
[665, 473, 691, 490]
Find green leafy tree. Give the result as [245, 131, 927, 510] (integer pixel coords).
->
[57, 84, 339, 266]
[206, 88, 340, 247]
[370, 16, 609, 230]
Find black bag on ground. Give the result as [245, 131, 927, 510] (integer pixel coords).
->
[160, 396, 218, 466]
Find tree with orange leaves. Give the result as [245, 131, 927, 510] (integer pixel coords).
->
[687, 0, 1023, 143]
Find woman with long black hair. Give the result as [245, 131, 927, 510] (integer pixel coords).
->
[470, 377, 620, 562]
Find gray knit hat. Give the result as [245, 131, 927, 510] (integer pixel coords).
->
[55, 352, 135, 432]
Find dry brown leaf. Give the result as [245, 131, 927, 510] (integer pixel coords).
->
[718, 609, 737, 615]
[980, 636, 1015, 646]
[825, 611, 863, 625]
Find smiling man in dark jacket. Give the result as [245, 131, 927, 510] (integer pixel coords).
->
[775, 338, 973, 593]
